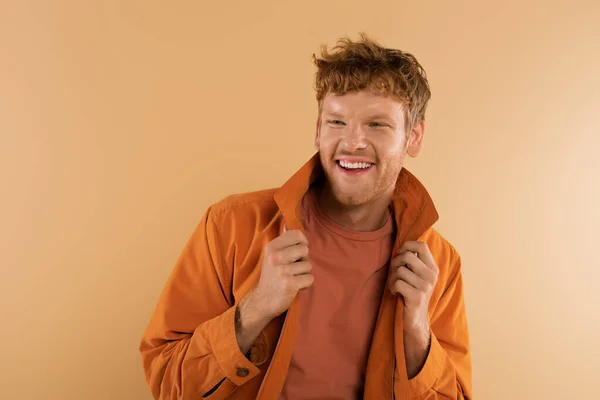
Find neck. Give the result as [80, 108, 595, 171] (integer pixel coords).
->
[317, 183, 394, 232]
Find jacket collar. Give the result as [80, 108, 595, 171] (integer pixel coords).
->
[274, 152, 439, 234]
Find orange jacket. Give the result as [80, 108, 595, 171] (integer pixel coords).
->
[140, 154, 472, 399]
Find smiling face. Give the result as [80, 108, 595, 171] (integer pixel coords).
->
[315, 90, 425, 207]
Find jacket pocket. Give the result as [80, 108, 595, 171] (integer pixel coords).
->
[200, 378, 237, 400]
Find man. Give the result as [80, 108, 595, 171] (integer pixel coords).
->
[140, 34, 472, 399]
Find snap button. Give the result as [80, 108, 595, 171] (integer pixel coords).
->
[236, 367, 249, 377]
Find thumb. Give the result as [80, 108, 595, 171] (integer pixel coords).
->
[282, 222, 288, 234]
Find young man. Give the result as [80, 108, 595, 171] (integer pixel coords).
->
[140, 34, 472, 399]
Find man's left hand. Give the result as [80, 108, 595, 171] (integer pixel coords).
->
[389, 241, 439, 330]
[388, 241, 439, 378]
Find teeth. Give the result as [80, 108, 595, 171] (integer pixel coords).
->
[339, 160, 372, 169]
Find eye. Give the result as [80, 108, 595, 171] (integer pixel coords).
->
[326, 119, 345, 126]
[368, 122, 387, 128]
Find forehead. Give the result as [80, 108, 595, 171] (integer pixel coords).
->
[321, 91, 405, 118]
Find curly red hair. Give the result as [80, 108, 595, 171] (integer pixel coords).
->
[313, 33, 431, 131]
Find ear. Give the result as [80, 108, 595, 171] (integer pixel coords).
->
[314, 115, 322, 149]
[406, 120, 425, 158]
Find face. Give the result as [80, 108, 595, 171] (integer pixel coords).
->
[315, 90, 425, 206]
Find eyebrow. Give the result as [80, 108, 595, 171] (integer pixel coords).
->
[322, 111, 395, 121]
[321, 111, 345, 119]
[364, 114, 396, 121]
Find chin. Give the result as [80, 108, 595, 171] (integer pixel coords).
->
[321, 160, 382, 206]
[330, 185, 373, 207]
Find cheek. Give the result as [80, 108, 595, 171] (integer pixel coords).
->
[373, 137, 406, 163]
[317, 131, 340, 152]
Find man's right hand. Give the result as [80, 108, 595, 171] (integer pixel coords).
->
[235, 226, 314, 355]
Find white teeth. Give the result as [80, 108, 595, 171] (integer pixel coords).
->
[339, 160, 372, 169]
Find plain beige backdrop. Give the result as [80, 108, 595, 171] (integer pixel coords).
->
[2, 1, 599, 399]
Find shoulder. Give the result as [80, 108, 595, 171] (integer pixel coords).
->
[418, 227, 460, 262]
[203, 188, 282, 259]
[207, 188, 280, 224]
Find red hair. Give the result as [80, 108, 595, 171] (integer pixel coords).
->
[313, 33, 431, 130]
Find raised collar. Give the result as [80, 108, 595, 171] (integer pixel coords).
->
[274, 152, 439, 237]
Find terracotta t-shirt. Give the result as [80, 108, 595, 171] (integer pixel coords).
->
[280, 186, 395, 399]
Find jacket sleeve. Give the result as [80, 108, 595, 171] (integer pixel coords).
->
[139, 207, 268, 399]
[408, 253, 473, 399]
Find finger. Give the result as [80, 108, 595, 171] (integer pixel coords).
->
[390, 253, 411, 269]
[391, 250, 423, 271]
[394, 265, 427, 290]
[294, 273, 315, 290]
[399, 241, 436, 271]
[389, 277, 417, 298]
[287, 261, 312, 276]
[403, 251, 436, 282]
[282, 223, 288, 233]
[272, 228, 309, 250]
[277, 243, 309, 264]
[392, 252, 435, 282]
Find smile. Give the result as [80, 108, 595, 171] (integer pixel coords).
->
[336, 160, 374, 176]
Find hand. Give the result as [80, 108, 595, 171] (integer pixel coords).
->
[244, 224, 314, 320]
[388, 241, 439, 332]
[251, 224, 314, 318]
[389, 241, 439, 378]
[236, 225, 314, 354]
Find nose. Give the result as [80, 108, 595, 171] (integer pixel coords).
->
[340, 124, 367, 152]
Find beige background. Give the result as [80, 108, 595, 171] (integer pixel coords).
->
[2, 1, 599, 399]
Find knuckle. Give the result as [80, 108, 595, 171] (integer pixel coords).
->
[294, 230, 304, 241]
[300, 243, 309, 255]
[426, 274, 436, 286]
[397, 266, 408, 278]
[396, 253, 407, 263]
[268, 252, 280, 265]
